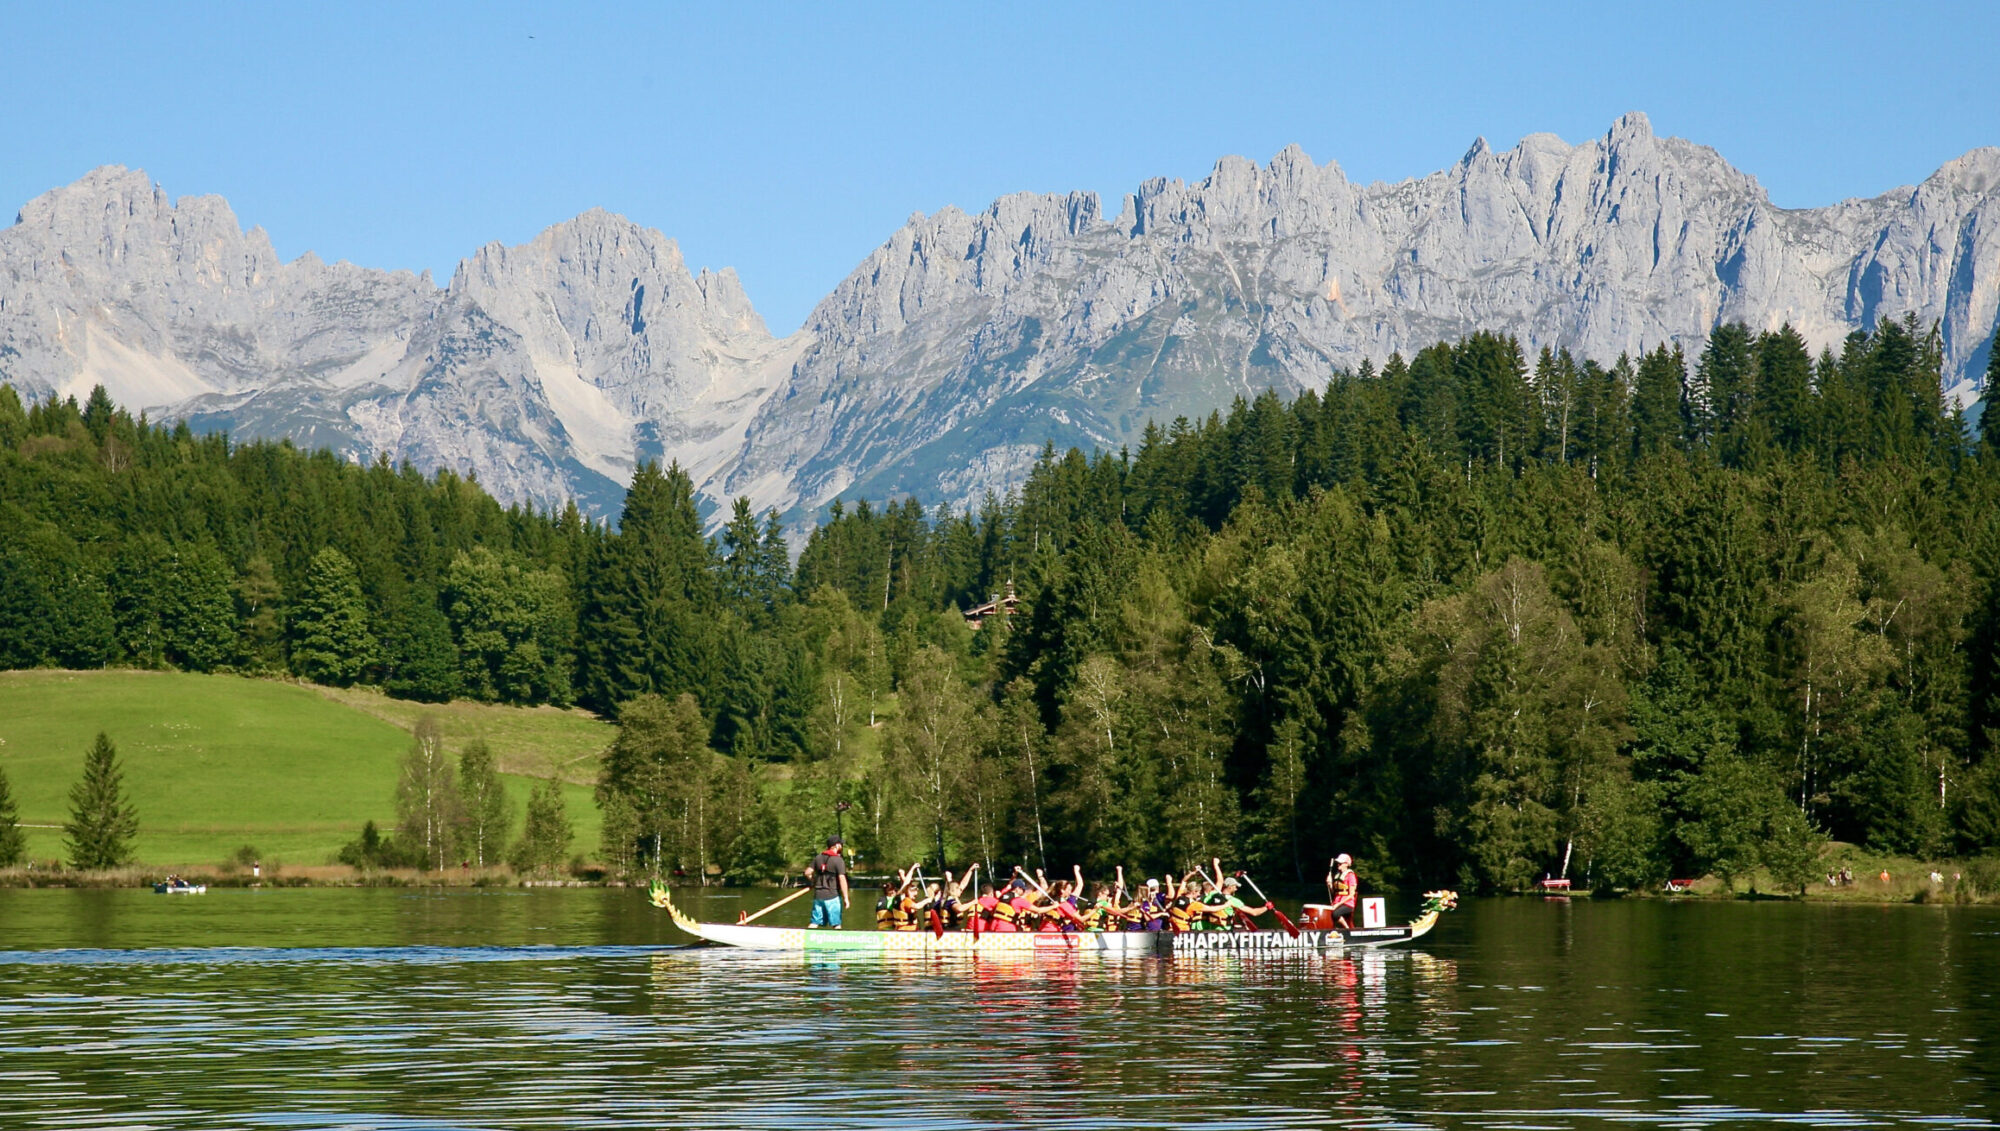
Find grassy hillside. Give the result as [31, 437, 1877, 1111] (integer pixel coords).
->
[0, 671, 609, 870]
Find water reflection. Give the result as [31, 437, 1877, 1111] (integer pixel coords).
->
[0, 889, 1993, 1129]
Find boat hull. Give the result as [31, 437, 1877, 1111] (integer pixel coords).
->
[652, 888, 1439, 954]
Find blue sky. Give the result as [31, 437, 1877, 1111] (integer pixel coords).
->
[3, 2, 1994, 334]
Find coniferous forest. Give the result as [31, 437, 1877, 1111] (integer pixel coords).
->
[7, 314, 2000, 891]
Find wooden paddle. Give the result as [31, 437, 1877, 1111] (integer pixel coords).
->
[1235, 871, 1302, 938]
[738, 884, 812, 925]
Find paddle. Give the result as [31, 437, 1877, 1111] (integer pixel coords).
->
[738, 884, 812, 925]
[1015, 867, 1089, 929]
[1235, 871, 1302, 938]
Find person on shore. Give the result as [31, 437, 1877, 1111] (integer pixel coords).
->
[1327, 853, 1359, 930]
[805, 836, 850, 929]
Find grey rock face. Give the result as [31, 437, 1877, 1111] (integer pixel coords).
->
[3, 115, 1997, 525]
[0, 169, 791, 516]
[727, 113, 2000, 519]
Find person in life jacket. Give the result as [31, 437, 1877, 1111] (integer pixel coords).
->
[873, 864, 923, 930]
[1326, 853, 1359, 930]
[948, 866, 982, 927]
[1138, 877, 1168, 930]
[972, 882, 1018, 932]
[1202, 858, 1275, 930]
[1165, 880, 1197, 933]
[874, 880, 902, 930]
[1195, 877, 1235, 930]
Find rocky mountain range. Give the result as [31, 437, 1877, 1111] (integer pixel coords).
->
[3, 112, 1996, 523]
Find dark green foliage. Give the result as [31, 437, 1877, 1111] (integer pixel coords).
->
[2, 310, 1992, 887]
[0, 762, 26, 867]
[578, 462, 719, 713]
[0, 512, 115, 669]
[336, 820, 418, 869]
[377, 590, 460, 703]
[65, 732, 138, 870]
[442, 549, 572, 705]
[513, 777, 574, 874]
[1980, 335, 2000, 454]
[289, 548, 377, 686]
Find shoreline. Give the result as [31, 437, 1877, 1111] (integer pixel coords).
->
[4, 869, 1995, 905]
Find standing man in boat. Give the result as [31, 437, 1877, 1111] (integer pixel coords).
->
[1327, 853, 1359, 931]
[806, 836, 851, 929]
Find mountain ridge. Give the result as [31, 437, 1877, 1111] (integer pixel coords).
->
[3, 114, 1996, 523]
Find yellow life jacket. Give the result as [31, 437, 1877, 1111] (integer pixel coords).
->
[1166, 898, 1193, 932]
[875, 895, 897, 929]
[988, 896, 1018, 927]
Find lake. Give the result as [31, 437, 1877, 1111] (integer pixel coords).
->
[0, 887, 1992, 1129]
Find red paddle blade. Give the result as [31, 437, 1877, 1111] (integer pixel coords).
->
[930, 910, 944, 939]
[1271, 907, 1302, 938]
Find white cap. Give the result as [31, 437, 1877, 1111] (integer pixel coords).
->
[1335, 853, 1352, 865]
[1146, 877, 1160, 888]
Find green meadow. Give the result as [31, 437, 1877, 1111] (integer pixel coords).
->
[0, 671, 608, 870]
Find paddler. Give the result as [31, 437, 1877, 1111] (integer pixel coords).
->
[1137, 877, 1168, 931]
[1206, 859, 1274, 929]
[937, 865, 978, 928]
[1164, 872, 1200, 932]
[1326, 853, 1359, 931]
[972, 882, 1019, 931]
[874, 880, 901, 930]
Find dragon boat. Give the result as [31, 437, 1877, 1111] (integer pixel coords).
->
[650, 884, 1455, 954]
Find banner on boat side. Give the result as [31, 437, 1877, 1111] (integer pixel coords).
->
[1167, 927, 1416, 952]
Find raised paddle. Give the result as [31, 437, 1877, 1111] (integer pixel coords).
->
[738, 884, 812, 925]
[1014, 867, 1089, 929]
[1236, 871, 1302, 938]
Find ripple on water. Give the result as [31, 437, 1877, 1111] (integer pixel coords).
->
[0, 896, 1995, 1130]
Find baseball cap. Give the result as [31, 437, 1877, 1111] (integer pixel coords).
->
[1335, 853, 1352, 865]
[1146, 878, 1160, 888]
[827, 835, 844, 848]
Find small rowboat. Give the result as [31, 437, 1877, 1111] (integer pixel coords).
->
[650, 885, 1455, 954]
[152, 882, 206, 895]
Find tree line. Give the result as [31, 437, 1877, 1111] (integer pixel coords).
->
[5, 314, 2000, 890]
[336, 719, 573, 875]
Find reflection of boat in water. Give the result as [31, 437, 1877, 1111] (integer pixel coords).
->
[152, 881, 206, 894]
[650, 884, 1454, 954]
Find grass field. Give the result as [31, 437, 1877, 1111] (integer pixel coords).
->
[0, 671, 609, 871]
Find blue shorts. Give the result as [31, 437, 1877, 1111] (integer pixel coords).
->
[810, 897, 843, 927]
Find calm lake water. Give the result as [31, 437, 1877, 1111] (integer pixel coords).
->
[0, 887, 1992, 1130]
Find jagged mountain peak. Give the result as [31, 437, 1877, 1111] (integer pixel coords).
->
[3, 117, 1996, 531]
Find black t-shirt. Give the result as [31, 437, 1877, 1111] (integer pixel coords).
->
[809, 851, 848, 899]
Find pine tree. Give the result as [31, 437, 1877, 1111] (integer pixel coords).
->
[1979, 334, 2000, 455]
[0, 762, 26, 867]
[1630, 344, 1687, 458]
[290, 547, 377, 686]
[233, 555, 286, 672]
[65, 732, 138, 870]
[1755, 325, 1816, 453]
[513, 777, 574, 875]
[163, 542, 237, 672]
[456, 741, 511, 868]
